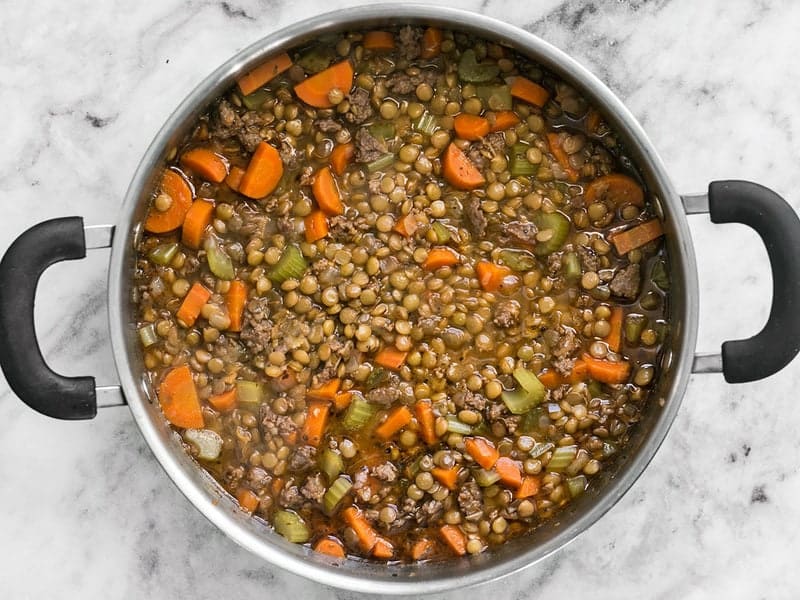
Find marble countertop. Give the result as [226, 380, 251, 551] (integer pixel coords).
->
[2, 0, 799, 597]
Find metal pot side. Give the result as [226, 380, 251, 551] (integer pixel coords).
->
[107, 5, 698, 594]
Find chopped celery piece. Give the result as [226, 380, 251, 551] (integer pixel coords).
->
[206, 239, 235, 280]
[587, 381, 603, 398]
[138, 323, 158, 348]
[509, 143, 537, 177]
[472, 421, 491, 437]
[342, 396, 378, 430]
[547, 445, 577, 472]
[474, 468, 501, 487]
[323, 475, 353, 514]
[476, 84, 513, 111]
[369, 121, 395, 141]
[242, 88, 270, 111]
[458, 49, 500, 83]
[268, 245, 307, 283]
[513, 368, 546, 404]
[184, 428, 223, 461]
[563, 252, 581, 281]
[532, 211, 570, 256]
[655, 320, 669, 343]
[431, 222, 451, 243]
[366, 153, 396, 173]
[236, 380, 263, 404]
[519, 407, 544, 434]
[499, 249, 537, 272]
[296, 46, 335, 74]
[415, 112, 438, 135]
[567, 475, 587, 498]
[148, 242, 179, 266]
[501, 388, 538, 415]
[651, 259, 670, 290]
[320, 448, 344, 482]
[529, 441, 554, 459]
[445, 415, 472, 435]
[624, 313, 647, 344]
[273, 509, 310, 543]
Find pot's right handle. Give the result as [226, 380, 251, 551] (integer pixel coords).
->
[686, 180, 800, 383]
[0, 217, 124, 419]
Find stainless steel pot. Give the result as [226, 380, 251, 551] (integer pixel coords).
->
[2, 5, 799, 595]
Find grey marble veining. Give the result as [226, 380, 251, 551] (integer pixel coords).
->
[1, 0, 799, 598]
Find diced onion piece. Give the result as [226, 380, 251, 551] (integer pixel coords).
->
[184, 428, 223, 461]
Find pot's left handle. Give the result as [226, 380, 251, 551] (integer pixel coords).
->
[0, 217, 125, 419]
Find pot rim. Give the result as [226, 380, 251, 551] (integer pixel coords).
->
[108, 4, 699, 594]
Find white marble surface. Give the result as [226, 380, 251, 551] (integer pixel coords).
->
[1, 0, 799, 597]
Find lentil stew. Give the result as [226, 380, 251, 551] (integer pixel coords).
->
[134, 25, 670, 563]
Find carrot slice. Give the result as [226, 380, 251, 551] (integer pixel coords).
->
[516, 475, 541, 499]
[304, 210, 329, 243]
[375, 405, 413, 440]
[314, 536, 346, 558]
[330, 142, 355, 175]
[488, 110, 521, 132]
[179, 147, 228, 183]
[226, 280, 248, 333]
[333, 391, 353, 411]
[208, 388, 237, 412]
[454, 114, 490, 141]
[393, 213, 419, 237]
[374, 347, 408, 370]
[537, 370, 562, 389]
[308, 378, 341, 401]
[431, 467, 459, 490]
[312, 166, 344, 216]
[546, 133, 579, 183]
[582, 353, 631, 384]
[495, 456, 523, 489]
[236, 488, 260, 513]
[176, 282, 211, 327]
[476, 261, 512, 292]
[464, 437, 499, 470]
[237, 52, 293, 96]
[422, 247, 459, 271]
[442, 143, 485, 190]
[585, 173, 644, 207]
[226, 165, 245, 191]
[439, 525, 467, 556]
[303, 400, 330, 447]
[421, 27, 443, 59]
[610, 218, 664, 255]
[294, 60, 354, 108]
[415, 401, 437, 445]
[569, 359, 589, 383]
[586, 108, 602, 135]
[239, 141, 283, 199]
[181, 199, 214, 250]
[606, 307, 624, 353]
[158, 364, 203, 429]
[343, 507, 378, 553]
[411, 538, 434, 560]
[510, 76, 550, 107]
[145, 170, 193, 233]
[363, 31, 395, 50]
[372, 536, 395, 559]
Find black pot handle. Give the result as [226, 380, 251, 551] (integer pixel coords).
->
[0, 217, 97, 419]
[704, 180, 800, 383]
